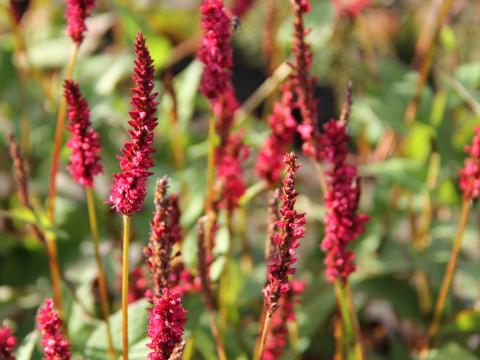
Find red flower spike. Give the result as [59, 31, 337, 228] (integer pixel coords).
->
[215, 131, 249, 213]
[65, 0, 95, 45]
[263, 153, 306, 314]
[147, 289, 187, 360]
[108, 32, 159, 216]
[64, 80, 102, 188]
[256, 83, 297, 185]
[0, 324, 16, 360]
[36, 299, 71, 360]
[290, 0, 321, 160]
[320, 119, 368, 283]
[198, 0, 234, 102]
[459, 126, 480, 201]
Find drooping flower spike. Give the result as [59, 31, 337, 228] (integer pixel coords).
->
[264, 153, 306, 314]
[146, 288, 187, 360]
[320, 118, 368, 283]
[0, 323, 16, 360]
[64, 80, 102, 188]
[459, 126, 480, 201]
[65, 0, 95, 45]
[108, 32, 159, 216]
[36, 299, 71, 360]
[198, 0, 234, 103]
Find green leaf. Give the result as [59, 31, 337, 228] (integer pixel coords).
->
[85, 299, 149, 360]
[16, 331, 38, 360]
[426, 342, 477, 360]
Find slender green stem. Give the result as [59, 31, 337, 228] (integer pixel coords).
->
[122, 215, 131, 360]
[86, 188, 116, 360]
[45, 234, 65, 318]
[334, 280, 363, 360]
[254, 311, 272, 360]
[204, 114, 217, 257]
[429, 199, 471, 339]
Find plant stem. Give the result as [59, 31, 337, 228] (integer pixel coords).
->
[254, 311, 272, 360]
[334, 280, 363, 360]
[204, 114, 217, 255]
[429, 199, 470, 339]
[344, 282, 364, 360]
[45, 235, 65, 318]
[86, 188, 116, 360]
[122, 214, 131, 360]
[48, 43, 79, 222]
[208, 311, 228, 360]
[314, 160, 328, 195]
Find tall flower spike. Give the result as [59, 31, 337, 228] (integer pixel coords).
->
[256, 83, 297, 186]
[147, 289, 187, 360]
[144, 177, 183, 295]
[320, 118, 368, 283]
[36, 299, 71, 360]
[64, 80, 102, 187]
[459, 126, 480, 200]
[263, 153, 305, 314]
[108, 32, 159, 215]
[290, 0, 321, 160]
[0, 323, 16, 360]
[198, 0, 234, 102]
[65, 0, 95, 45]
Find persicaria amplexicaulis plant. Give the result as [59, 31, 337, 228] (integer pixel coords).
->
[65, 0, 95, 45]
[108, 32, 159, 215]
[256, 82, 297, 186]
[263, 152, 306, 314]
[290, 0, 321, 160]
[198, 0, 234, 105]
[320, 118, 368, 283]
[36, 299, 71, 360]
[147, 288, 187, 360]
[0, 323, 16, 360]
[64, 80, 102, 188]
[144, 177, 183, 295]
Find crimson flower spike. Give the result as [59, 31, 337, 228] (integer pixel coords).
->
[320, 116, 368, 283]
[256, 82, 297, 186]
[290, 0, 321, 160]
[0, 323, 16, 360]
[108, 32, 159, 215]
[198, 0, 234, 105]
[64, 80, 102, 187]
[146, 288, 187, 360]
[144, 177, 182, 295]
[256, 153, 305, 360]
[263, 153, 305, 315]
[65, 0, 95, 45]
[36, 299, 71, 360]
[459, 126, 480, 200]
